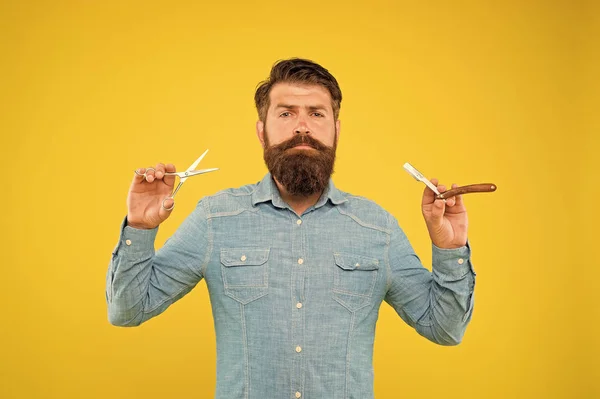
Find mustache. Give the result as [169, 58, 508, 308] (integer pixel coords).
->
[272, 134, 331, 152]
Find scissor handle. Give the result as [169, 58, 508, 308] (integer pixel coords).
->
[135, 168, 186, 181]
[135, 167, 156, 179]
[170, 180, 186, 199]
[162, 197, 175, 211]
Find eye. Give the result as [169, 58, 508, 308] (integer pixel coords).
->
[280, 112, 291, 117]
[312, 112, 324, 117]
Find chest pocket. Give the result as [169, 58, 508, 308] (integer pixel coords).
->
[220, 248, 270, 305]
[332, 252, 379, 312]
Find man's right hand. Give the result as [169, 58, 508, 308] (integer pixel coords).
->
[126, 163, 177, 230]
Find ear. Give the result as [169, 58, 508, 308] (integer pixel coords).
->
[256, 120, 266, 148]
[335, 119, 341, 141]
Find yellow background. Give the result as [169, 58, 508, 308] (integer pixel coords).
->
[1, 1, 597, 398]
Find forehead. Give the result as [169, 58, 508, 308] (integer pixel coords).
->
[269, 83, 332, 108]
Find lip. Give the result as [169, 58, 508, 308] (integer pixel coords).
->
[291, 144, 315, 150]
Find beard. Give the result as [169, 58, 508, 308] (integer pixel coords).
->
[263, 131, 337, 197]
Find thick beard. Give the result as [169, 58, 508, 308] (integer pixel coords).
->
[263, 131, 337, 197]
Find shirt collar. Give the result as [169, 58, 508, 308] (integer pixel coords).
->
[252, 173, 348, 209]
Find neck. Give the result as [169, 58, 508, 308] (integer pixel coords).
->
[273, 178, 324, 216]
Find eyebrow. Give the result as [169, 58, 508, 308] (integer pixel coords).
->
[275, 103, 328, 113]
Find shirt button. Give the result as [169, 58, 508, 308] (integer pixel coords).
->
[125, 239, 132, 246]
[458, 258, 464, 265]
[241, 255, 247, 262]
[297, 258, 304, 265]
[296, 302, 303, 309]
[295, 392, 301, 398]
[296, 219, 302, 225]
[295, 346, 302, 353]
[355, 263, 360, 268]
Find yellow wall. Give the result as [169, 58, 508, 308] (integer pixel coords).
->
[1, 1, 596, 398]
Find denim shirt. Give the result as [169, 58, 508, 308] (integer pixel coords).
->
[106, 173, 476, 399]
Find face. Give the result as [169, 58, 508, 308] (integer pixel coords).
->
[257, 82, 340, 148]
[256, 83, 341, 196]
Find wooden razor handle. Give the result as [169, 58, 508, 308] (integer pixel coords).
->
[436, 183, 497, 199]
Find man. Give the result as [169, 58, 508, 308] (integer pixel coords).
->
[106, 58, 476, 399]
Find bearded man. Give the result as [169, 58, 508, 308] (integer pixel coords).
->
[106, 58, 476, 399]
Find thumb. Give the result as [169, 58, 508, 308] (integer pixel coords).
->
[158, 197, 175, 220]
[429, 198, 446, 228]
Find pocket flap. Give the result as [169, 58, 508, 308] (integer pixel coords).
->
[333, 252, 379, 271]
[221, 248, 270, 267]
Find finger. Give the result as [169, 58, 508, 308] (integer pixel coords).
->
[133, 167, 147, 183]
[446, 197, 456, 207]
[452, 183, 465, 209]
[164, 163, 177, 186]
[429, 198, 446, 228]
[145, 166, 156, 183]
[154, 163, 166, 180]
[445, 183, 457, 206]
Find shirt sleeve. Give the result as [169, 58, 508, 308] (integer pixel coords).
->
[383, 213, 476, 345]
[105, 199, 211, 327]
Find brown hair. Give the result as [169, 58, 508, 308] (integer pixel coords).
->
[254, 58, 342, 122]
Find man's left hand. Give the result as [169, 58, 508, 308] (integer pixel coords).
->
[421, 178, 468, 249]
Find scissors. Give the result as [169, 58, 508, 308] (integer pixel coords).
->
[135, 149, 218, 211]
[403, 162, 496, 200]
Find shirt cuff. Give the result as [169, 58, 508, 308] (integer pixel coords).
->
[112, 216, 158, 257]
[431, 240, 476, 281]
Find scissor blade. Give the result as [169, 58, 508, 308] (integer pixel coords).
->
[403, 162, 441, 195]
[185, 168, 219, 177]
[186, 149, 210, 173]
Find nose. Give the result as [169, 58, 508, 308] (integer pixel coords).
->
[294, 119, 310, 135]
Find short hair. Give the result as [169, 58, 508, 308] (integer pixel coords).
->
[254, 58, 342, 122]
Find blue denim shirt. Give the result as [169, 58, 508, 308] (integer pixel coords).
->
[106, 173, 476, 399]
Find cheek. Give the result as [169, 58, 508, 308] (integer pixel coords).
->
[316, 124, 337, 147]
[264, 123, 292, 146]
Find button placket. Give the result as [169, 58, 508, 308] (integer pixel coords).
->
[290, 213, 305, 399]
